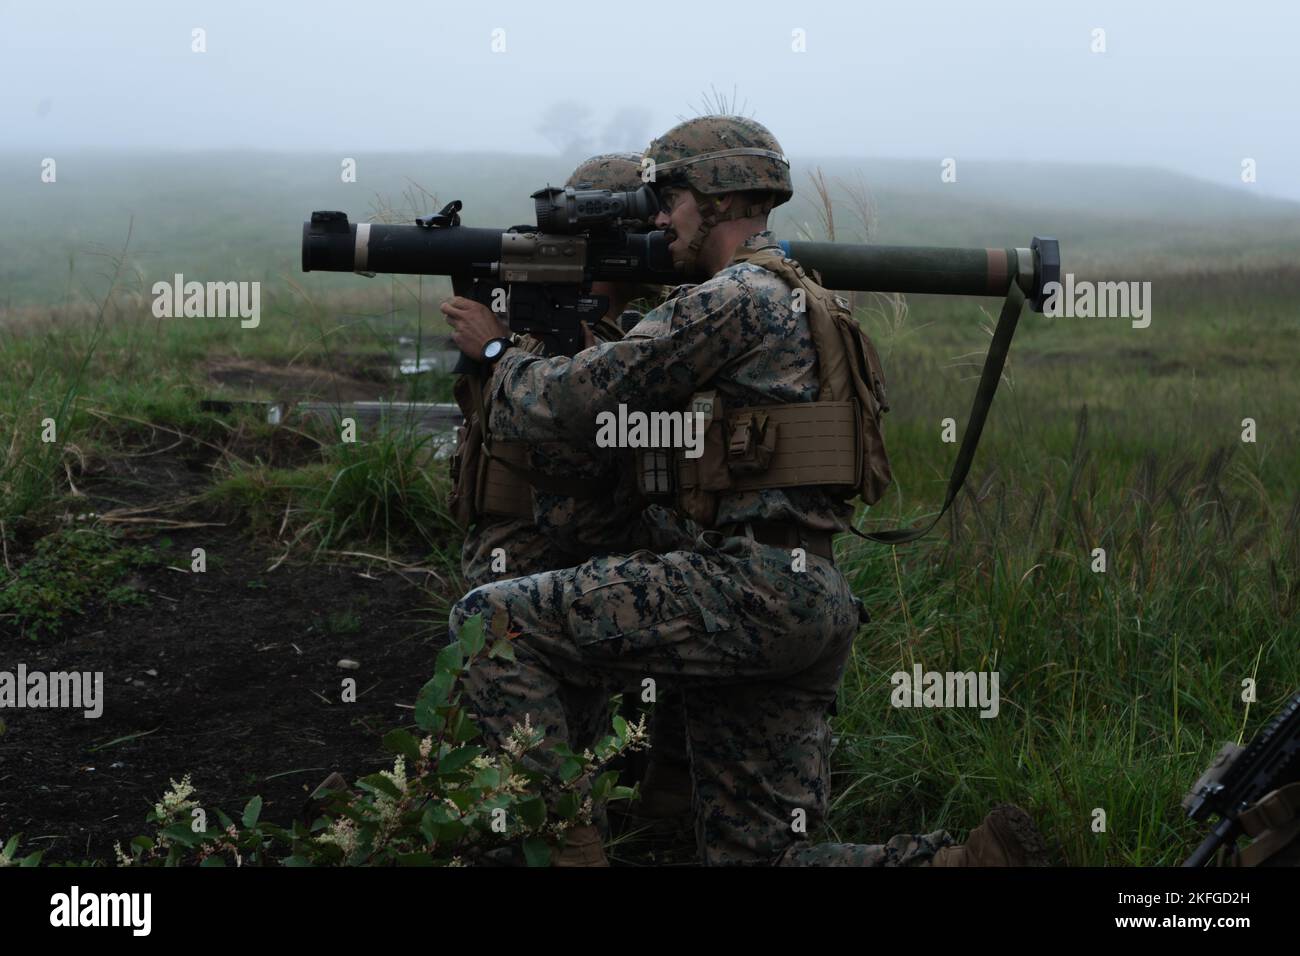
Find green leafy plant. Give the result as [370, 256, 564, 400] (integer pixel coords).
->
[0, 527, 155, 638]
[0, 834, 44, 867]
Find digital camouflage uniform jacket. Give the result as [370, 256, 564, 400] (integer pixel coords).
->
[454, 233, 952, 865]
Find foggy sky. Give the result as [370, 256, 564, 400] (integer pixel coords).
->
[2, 0, 1298, 200]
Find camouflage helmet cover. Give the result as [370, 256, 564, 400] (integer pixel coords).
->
[565, 152, 645, 192]
[643, 115, 792, 206]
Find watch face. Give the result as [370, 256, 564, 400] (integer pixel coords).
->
[483, 339, 504, 360]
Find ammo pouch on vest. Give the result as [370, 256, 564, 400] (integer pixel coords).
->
[449, 317, 630, 529]
[647, 248, 894, 527]
[474, 437, 606, 523]
[450, 398, 587, 527]
[477, 441, 534, 520]
[448, 366, 534, 529]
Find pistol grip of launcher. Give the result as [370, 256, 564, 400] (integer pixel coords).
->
[449, 275, 491, 376]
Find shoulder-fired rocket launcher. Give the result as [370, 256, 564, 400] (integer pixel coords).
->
[301, 183, 1059, 363]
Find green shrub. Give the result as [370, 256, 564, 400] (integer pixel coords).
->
[0, 527, 155, 638]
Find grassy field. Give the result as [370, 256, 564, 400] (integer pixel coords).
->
[829, 270, 1300, 865]
[2, 155, 1297, 865]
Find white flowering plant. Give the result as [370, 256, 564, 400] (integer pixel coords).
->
[9, 612, 647, 867]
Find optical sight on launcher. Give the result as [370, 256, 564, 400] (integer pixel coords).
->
[302, 184, 1060, 368]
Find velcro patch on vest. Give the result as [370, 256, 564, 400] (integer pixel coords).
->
[727, 402, 860, 491]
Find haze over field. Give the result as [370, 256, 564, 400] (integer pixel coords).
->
[3, 1, 1296, 200]
[4, 1, 1297, 308]
[3, 150, 1299, 309]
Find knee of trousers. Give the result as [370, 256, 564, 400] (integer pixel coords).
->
[448, 585, 498, 640]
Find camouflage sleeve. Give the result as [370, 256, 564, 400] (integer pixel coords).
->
[486, 273, 765, 443]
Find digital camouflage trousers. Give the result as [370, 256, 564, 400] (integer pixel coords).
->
[462, 516, 616, 758]
[450, 529, 953, 865]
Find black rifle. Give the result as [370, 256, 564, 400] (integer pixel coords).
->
[1182, 691, 1300, 866]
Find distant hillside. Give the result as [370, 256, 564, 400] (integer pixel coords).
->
[788, 156, 1300, 268]
[3, 150, 1299, 308]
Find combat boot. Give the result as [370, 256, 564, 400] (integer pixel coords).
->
[552, 824, 610, 866]
[931, 804, 1050, 866]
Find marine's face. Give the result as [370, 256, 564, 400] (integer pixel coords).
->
[654, 186, 703, 269]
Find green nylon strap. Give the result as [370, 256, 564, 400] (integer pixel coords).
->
[851, 277, 1026, 545]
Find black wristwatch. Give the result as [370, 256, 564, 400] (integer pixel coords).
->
[481, 337, 514, 364]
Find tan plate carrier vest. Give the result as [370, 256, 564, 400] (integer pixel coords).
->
[665, 247, 893, 528]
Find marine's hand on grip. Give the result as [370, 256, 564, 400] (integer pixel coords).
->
[442, 296, 509, 361]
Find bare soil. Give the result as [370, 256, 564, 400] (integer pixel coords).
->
[0, 443, 443, 864]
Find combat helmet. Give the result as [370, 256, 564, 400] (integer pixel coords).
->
[643, 115, 792, 273]
[645, 115, 792, 202]
[565, 152, 644, 191]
